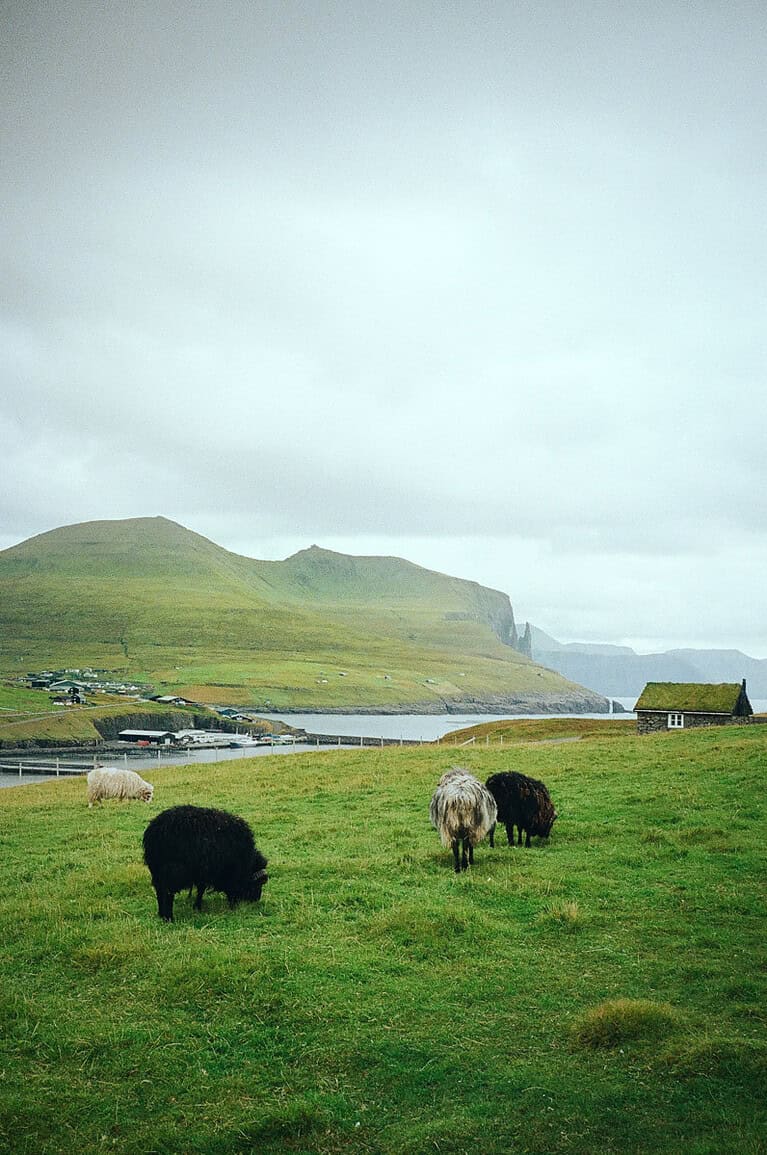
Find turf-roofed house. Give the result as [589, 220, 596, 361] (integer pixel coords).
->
[635, 679, 754, 735]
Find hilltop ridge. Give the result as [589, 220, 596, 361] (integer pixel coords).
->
[0, 517, 607, 713]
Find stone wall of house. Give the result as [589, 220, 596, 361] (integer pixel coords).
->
[636, 711, 753, 735]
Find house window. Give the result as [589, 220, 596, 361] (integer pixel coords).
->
[668, 712, 684, 729]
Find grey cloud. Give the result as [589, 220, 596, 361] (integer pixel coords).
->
[2, 1, 766, 654]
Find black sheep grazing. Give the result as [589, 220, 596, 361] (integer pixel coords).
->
[485, 771, 557, 848]
[143, 805, 268, 921]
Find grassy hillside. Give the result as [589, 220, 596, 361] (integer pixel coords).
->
[440, 716, 637, 743]
[0, 517, 604, 712]
[0, 683, 240, 749]
[0, 724, 765, 1153]
[0, 683, 66, 716]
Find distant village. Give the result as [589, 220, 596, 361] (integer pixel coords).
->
[19, 668, 275, 746]
[24, 668, 155, 703]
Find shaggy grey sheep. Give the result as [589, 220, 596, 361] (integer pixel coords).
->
[429, 766, 497, 872]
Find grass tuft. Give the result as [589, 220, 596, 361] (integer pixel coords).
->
[640, 827, 667, 844]
[660, 1038, 767, 1080]
[570, 998, 682, 1049]
[71, 938, 148, 972]
[537, 898, 583, 932]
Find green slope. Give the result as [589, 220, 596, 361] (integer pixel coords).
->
[0, 517, 605, 711]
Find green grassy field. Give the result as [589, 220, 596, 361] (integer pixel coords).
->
[0, 685, 66, 715]
[439, 716, 637, 744]
[1, 724, 765, 1154]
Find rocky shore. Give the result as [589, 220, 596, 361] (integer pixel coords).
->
[268, 690, 620, 715]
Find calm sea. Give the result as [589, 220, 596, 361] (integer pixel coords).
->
[3, 697, 764, 788]
[261, 705, 639, 743]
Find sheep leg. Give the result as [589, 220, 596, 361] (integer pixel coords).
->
[489, 822, 496, 848]
[505, 822, 515, 846]
[517, 826, 523, 846]
[524, 831, 532, 848]
[461, 840, 469, 871]
[452, 840, 461, 873]
[194, 885, 206, 911]
[467, 842, 474, 866]
[155, 886, 174, 921]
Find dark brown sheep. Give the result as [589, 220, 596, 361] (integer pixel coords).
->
[485, 771, 557, 848]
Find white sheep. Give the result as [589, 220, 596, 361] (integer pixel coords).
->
[87, 766, 154, 808]
[429, 766, 497, 872]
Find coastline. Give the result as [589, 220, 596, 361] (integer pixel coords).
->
[264, 692, 616, 716]
[0, 691, 619, 754]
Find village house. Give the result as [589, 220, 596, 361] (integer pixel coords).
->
[48, 679, 87, 694]
[118, 729, 177, 745]
[26, 672, 59, 690]
[25, 671, 149, 696]
[635, 680, 753, 735]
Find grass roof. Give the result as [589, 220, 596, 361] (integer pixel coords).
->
[635, 682, 747, 713]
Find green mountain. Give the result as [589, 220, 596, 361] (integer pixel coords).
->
[0, 517, 607, 712]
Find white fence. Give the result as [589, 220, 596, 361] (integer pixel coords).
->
[0, 756, 99, 779]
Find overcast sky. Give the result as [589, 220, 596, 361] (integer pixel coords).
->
[2, 1, 765, 655]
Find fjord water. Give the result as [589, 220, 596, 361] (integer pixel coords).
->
[255, 692, 767, 742]
[261, 701, 641, 742]
[5, 698, 765, 788]
[0, 706, 635, 787]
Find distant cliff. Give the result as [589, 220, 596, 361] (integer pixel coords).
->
[532, 627, 767, 698]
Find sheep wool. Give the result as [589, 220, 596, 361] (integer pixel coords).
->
[87, 767, 154, 807]
[485, 771, 557, 848]
[143, 804, 269, 921]
[429, 766, 497, 872]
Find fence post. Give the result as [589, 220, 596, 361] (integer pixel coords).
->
[18, 762, 22, 779]
[56, 757, 60, 778]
